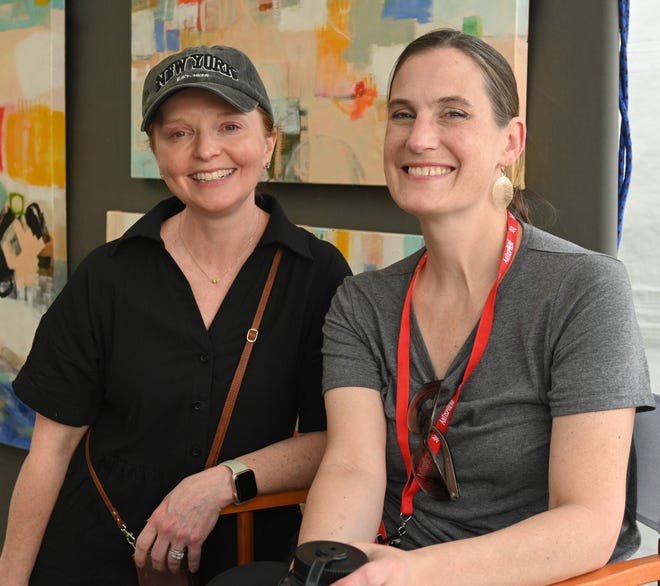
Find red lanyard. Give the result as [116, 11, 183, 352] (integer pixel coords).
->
[395, 212, 519, 519]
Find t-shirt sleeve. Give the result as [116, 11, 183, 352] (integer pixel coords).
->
[547, 253, 653, 416]
[295, 243, 352, 433]
[321, 274, 388, 394]
[13, 250, 107, 426]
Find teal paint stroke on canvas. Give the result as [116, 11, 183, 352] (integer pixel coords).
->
[0, 0, 64, 31]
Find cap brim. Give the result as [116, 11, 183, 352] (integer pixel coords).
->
[141, 83, 260, 131]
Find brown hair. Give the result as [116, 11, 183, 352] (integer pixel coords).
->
[388, 28, 531, 222]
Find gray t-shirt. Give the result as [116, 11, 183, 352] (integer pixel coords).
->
[322, 224, 654, 561]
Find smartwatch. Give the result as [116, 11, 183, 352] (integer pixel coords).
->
[220, 459, 258, 505]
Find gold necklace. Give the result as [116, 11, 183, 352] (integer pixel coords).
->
[178, 210, 260, 285]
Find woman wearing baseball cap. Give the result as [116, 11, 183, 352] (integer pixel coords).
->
[1, 45, 351, 585]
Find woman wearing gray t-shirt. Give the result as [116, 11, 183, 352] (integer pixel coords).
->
[296, 28, 654, 586]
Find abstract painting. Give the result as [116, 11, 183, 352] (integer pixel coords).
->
[305, 226, 424, 275]
[0, 0, 67, 449]
[131, 0, 529, 185]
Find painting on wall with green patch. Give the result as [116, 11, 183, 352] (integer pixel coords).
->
[130, 0, 529, 186]
[0, 0, 67, 450]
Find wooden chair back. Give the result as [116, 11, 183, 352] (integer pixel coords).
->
[552, 539, 660, 585]
[219, 489, 308, 565]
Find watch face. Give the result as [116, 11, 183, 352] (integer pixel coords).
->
[235, 470, 257, 503]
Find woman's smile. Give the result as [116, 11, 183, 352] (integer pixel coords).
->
[190, 168, 235, 182]
[403, 165, 454, 177]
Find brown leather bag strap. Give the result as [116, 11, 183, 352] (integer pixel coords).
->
[85, 246, 283, 544]
[85, 429, 137, 547]
[204, 246, 283, 469]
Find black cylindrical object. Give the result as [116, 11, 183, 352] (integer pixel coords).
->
[289, 541, 368, 586]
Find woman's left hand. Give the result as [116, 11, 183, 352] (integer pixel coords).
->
[134, 466, 234, 574]
[333, 543, 423, 586]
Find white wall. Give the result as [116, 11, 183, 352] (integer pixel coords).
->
[619, 0, 660, 559]
[618, 0, 660, 396]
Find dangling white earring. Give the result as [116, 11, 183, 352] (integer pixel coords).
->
[264, 161, 271, 170]
[492, 170, 513, 211]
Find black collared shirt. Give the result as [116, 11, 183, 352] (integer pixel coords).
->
[14, 194, 351, 583]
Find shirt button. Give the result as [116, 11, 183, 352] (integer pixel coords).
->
[190, 446, 202, 457]
[192, 401, 202, 412]
[199, 354, 209, 363]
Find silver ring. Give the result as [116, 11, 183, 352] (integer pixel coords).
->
[168, 548, 185, 561]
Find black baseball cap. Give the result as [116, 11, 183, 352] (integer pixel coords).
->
[141, 45, 273, 131]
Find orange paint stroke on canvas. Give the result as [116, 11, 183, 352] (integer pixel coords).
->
[335, 230, 351, 261]
[4, 104, 66, 189]
[333, 77, 378, 120]
[315, 1, 352, 95]
[0, 106, 5, 173]
[316, 2, 378, 120]
[350, 78, 378, 119]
